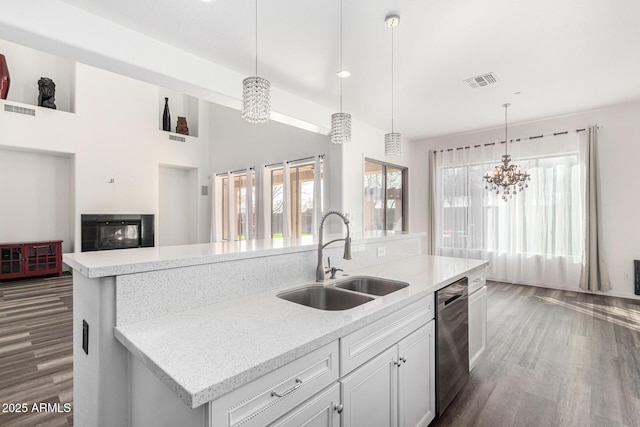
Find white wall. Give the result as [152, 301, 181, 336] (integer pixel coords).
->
[0, 1, 333, 135]
[209, 102, 330, 173]
[0, 39, 212, 252]
[0, 38, 75, 112]
[0, 148, 73, 254]
[410, 100, 640, 298]
[158, 166, 196, 246]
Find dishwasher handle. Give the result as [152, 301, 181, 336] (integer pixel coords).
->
[443, 293, 464, 307]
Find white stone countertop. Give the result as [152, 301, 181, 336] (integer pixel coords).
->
[114, 254, 488, 409]
[63, 231, 420, 278]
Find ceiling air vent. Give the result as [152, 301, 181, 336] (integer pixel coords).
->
[463, 72, 498, 89]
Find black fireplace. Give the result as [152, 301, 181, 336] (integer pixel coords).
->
[81, 214, 154, 252]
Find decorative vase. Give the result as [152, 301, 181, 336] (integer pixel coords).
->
[162, 97, 171, 132]
[176, 116, 189, 136]
[0, 54, 10, 100]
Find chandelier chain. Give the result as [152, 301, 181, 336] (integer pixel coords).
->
[483, 103, 530, 201]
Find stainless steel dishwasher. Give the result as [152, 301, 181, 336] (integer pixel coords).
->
[435, 277, 469, 416]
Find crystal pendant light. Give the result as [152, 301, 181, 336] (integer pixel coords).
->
[241, 0, 271, 123]
[384, 14, 401, 156]
[483, 103, 531, 201]
[330, 0, 352, 144]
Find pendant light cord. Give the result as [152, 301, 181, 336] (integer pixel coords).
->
[339, 0, 343, 113]
[391, 26, 395, 133]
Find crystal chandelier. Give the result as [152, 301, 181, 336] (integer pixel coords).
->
[483, 103, 530, 201]
[384, 14, 401, 156]
[241, 0, 271, 123]
[330, 0, 352, 144]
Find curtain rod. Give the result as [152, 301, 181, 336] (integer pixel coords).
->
[439, 127, 596, 152]
[265, 154, 325, 168]
[215, 154, 325, 176]
[215, 167, 254, 177]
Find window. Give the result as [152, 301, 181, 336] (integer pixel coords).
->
[221, 173, 255, 241]
[271, 162, 322, 238]
[363, 159, 407, 231]
[435, 135, 584, 286]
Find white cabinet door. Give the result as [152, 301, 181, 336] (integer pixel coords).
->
[340, 345, 398, 427]
[468, 285, 487, 371]
[269, 384, 340, 427]
[398, 321, 435, 427]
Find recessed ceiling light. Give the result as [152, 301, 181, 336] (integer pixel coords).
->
[336, 70, 351, 78]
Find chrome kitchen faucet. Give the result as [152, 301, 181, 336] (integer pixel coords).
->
[316, 211, 352, 281]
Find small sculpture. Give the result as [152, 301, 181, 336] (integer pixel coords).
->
[176, 116, 189, 135]
[38, 77, 56, 109]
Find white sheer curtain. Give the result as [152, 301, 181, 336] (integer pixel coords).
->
[311, 155, 322, 238]
[254, 164, 267, 239]
[245, 167, 254, 240]
[209, 175, 217, 243]
[226, 171, 236, 241]
[436, 132, 584, 288]
[282, 162, 292, 239]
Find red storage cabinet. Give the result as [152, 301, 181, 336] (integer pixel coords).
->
[0, 240, 63, 280]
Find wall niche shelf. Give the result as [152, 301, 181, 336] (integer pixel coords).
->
[0, 39, 76, 114]
[158, 88, 199, 138]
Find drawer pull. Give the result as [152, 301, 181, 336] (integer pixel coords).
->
[334, 404, 344, 414]
[271, 378, 303, 398]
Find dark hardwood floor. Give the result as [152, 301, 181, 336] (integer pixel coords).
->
[1, 275, 639, 426]
[433, 281, 640, 427]
[0, 273, 73, 427]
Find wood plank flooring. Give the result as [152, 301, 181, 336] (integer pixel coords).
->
[1, 275, 639, 426]
[0, 273, 73, 427]
[432, 281, 640, 427]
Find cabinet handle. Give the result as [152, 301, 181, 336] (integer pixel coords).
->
[400, 356, 407, 363]
[270, 378, 303, 398]
[394, 359, 402, 367]
[334, 404, 344, 414]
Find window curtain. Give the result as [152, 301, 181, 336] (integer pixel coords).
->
[579, 126, 611, 291]
[254, 164, 266, 239]
[209, 175, 217, 243]
[312, 155, 322, 238]
[245, 167, 254, 240]
[435, 132, 584, 288]
[427, 150, 437, 255]
[282, 161, 292, 238]
[226, 171, 236, 241]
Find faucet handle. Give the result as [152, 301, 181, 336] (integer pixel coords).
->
[327, 257, 331, 270]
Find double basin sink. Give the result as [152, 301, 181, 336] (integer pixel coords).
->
[277, 276, 409, 311]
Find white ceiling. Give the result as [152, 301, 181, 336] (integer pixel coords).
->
[59, 0, 640, 141]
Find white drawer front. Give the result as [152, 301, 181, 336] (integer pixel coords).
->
[208, 341, 339, 427]
[340, 295, 434, 376]
[467, 268, 486, 294]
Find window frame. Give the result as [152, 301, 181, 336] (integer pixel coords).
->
[363, 157, 408, 232]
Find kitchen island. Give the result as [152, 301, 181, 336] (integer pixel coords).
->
[63, 232, 487, 426]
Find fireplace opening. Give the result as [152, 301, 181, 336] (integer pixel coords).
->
[81, 214, 154, 252]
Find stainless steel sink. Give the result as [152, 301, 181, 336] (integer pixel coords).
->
[278, 286, 374, 311]
[334, 276, 409, 296]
